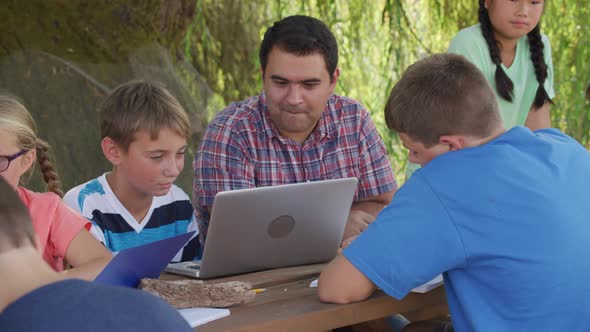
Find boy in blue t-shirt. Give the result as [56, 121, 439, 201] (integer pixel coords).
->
[64, 80, 199, 261]
[319, 54, 590, 331]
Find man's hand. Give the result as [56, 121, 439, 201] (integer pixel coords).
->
[343, 210, 375, 240]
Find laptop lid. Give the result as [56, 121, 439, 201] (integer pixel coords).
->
[198, 177, 358, 279]
[95, 231, 195, 287]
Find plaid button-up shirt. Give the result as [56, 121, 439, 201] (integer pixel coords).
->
[193, 93, 397, 243]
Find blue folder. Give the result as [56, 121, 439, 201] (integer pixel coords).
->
[94, 231, 196, 288]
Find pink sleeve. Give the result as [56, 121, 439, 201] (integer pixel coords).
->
[48, 200, 90, 260]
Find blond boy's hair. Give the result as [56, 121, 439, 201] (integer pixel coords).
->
[99, 80, 190, 151]
[385, 53, 502, 148]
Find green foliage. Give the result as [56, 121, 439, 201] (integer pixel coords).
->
[1, 1, 586, 192]
[543, 0, 590, 146]
[187, 1, 589, 183]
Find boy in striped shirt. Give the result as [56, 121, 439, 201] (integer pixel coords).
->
[64, 80, 199, 261]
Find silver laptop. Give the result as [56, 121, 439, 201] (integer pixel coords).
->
[166, 177, 357, 279]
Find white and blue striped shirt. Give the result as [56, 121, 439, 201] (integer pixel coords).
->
[64, 174, 200, 262]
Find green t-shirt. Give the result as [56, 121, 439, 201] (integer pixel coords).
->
[448, 24, 555, 128]
[406, 24, 555, 180]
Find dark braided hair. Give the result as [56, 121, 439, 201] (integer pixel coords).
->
[478, 1, 514, 102]
[36, 138, 64, 197]
[479, 0, 552, 108]
[527, 26, 553, 108]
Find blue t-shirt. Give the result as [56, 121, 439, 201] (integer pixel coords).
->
[345, 127, 590, 332]
[0, 279, 192, 332]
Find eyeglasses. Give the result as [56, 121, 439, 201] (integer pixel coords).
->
[0, 149, 28, 172]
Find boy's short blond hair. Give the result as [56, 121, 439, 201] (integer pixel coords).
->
[99, 80, 190, 151]
[385, 53, 502, 147]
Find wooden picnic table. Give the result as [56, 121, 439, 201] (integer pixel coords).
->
[163, 263, 448, 332]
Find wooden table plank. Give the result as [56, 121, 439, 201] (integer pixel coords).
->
[198, 277, 447, 332]
[162, 264, 447, 331]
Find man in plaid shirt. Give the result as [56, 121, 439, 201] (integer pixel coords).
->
[193, 15, 397, 247]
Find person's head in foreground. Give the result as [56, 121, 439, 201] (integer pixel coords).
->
[0, 178, 192, 330]
[0, 172, 38, 263]
[0, 174, 60, 312]
[318, 53, 590, 332]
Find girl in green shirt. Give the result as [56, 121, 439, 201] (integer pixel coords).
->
[408, 1, 554, 186]
[448, 0, 554, 130]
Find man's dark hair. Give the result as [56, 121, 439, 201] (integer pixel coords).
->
[259, 15, 338, 79]
[385, 53, 502, 147]
[0, 177, 36, 251]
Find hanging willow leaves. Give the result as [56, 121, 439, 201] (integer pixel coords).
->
[1, 1, 586, 189]
[188, 0, 589, 183]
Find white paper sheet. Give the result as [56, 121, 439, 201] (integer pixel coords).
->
[178, 307, 230, 327]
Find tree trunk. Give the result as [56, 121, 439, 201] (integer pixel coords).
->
[0, 0, 205, 193]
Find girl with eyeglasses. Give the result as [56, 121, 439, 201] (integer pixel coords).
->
[0, 94, 111, 280]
